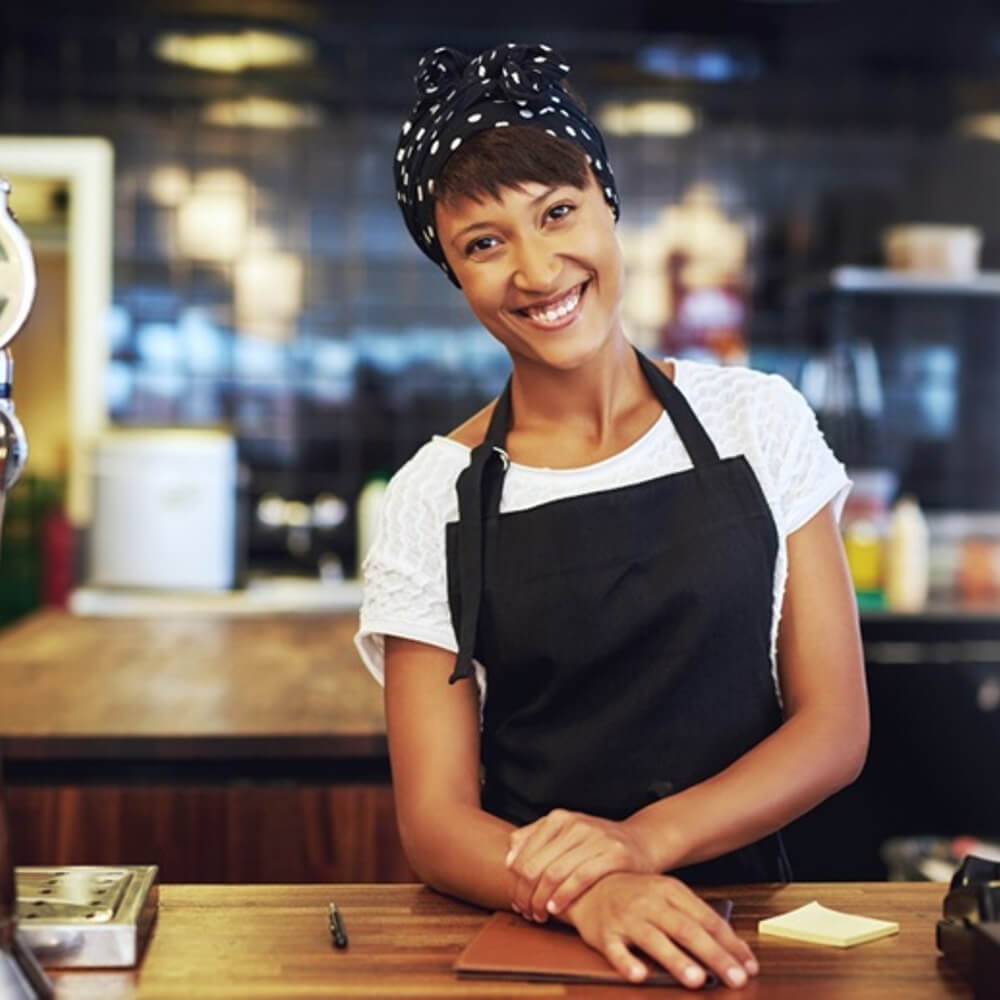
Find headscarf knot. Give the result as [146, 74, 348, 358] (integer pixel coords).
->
[416, 43, 569, 105]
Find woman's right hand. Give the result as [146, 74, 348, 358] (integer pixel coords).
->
[563, 872, 758, 989]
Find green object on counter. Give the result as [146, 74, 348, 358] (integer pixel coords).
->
[855, 589, 886, 611]
[0, 475, 63, 627]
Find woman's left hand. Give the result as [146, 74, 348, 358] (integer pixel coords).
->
[506, 809, 657, 922]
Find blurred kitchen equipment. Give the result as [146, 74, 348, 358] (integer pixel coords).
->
[0, 180, 33, 550]
[0, 177, 55, 997]
[15, 866, 158, 968]
[936, 853, 1000, 994]
[89, 428, 237, 590]
[883, 225, 982, 278]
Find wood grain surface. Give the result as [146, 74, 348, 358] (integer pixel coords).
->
[43, 882, 970, 999]
[0, 610, 385, 759]
[6, 784, 415, 884]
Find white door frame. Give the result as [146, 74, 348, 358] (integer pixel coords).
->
[0, 137, 114, 525]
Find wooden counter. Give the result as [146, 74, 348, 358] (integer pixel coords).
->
[0, 611, 413, 883]
[0, 610, 384, 760]
[45, 881, 970, 999]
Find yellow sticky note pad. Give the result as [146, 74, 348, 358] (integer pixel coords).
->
[758, 901, 900, 948]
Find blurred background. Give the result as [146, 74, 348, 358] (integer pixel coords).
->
[2, 0, 1000, 883]
[4, 0, 1000, 612]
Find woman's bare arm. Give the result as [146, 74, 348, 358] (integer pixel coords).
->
[624, 499, 869, 868]
[384, 635, 517, 909]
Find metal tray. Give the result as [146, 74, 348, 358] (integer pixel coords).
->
[14, 865, 158, 968]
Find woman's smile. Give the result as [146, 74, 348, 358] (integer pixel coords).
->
[512, 278, 591, 331]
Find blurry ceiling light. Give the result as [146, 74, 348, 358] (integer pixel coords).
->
[194, 168, 251, 198]
[148, 165, 191, 206]
[234, 247, 304, 340]
[153, 29, 315, 73]
[598, 100, 698, 137]
[958, 112, 1000, 142]
[202, 96, 323, 129]
[175, 169, 251, 262]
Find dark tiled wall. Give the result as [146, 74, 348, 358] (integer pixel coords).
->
[6, 86, 1000, 571]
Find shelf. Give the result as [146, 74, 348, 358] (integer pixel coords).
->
[799, 266, 1000, 297]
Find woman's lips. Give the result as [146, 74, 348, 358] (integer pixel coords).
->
[515, 280, 590, 330]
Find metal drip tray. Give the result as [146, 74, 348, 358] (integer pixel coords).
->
[14, 865, 158, 968]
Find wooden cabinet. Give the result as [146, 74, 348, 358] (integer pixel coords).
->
[6, 783, 413, 883]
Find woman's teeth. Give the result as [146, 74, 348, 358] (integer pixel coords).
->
[524, 283, 584, 326]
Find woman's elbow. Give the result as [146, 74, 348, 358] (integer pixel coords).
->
[833, 710, 870, 790]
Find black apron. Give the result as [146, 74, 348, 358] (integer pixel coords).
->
[445, 349, 791, 885]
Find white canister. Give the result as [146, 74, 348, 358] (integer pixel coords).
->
[89, 429, 237, 590]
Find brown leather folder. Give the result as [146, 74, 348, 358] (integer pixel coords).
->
[454, 899, 733, 987]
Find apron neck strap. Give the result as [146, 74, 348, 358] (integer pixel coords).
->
[450, 394, 509, 683]
[633, 349, 720, 466]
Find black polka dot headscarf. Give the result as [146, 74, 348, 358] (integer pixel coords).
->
[394, 42, 621, 287]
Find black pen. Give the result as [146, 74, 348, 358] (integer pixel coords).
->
[328, 901, 349, 949]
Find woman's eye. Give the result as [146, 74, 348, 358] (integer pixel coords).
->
[547, 203, 575, 221]
[465, 236, 499, 256]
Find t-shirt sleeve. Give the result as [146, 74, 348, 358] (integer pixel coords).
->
[761, 373, 852, 535]
[354, 448, 462, 686]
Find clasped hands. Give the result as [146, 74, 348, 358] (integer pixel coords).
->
[505, 809, 757, 989]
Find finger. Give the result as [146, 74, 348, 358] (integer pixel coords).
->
[695, 906, 758, 973]
[664, 882, 757, 972]
[602, 937, 649, 984]
[544, 850, 627, 916]
[657, 911, 750, 989]
[513, 847, 578, 922]
[626, 924, 708, 990]
[510, 822, 590, 895]
[506, 809, 573, 868]
[512, 833, 584, 921]
[524, 837, 608, 919]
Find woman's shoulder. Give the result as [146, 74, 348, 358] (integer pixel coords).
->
[445, 400, 496, 449]
[382, 433, 471, 518]
[671, 358, 816, 462]
[391, 435, 469, 482]
[675, 358, 801, 419]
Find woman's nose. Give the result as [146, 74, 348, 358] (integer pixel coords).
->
[512, 237, 560, 290]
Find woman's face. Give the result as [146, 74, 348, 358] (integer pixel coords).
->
[434, 171, 625, 371]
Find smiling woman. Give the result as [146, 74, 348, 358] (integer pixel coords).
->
[355, 41, 868, 991]
[433, 150, 624, 373]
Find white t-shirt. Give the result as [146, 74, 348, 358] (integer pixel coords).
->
[355, 359, 851, 705]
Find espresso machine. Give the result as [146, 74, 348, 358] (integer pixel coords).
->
[0, 179, 53, 997]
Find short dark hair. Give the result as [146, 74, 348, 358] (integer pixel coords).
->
[434, 125, 590, 208]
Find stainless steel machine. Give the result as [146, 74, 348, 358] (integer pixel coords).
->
[0, 177, 53, 999]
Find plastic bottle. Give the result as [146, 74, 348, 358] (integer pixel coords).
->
[885, 495, 929, 613]
[843, 518, 884, 609]
[355, 475, 388, 576]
